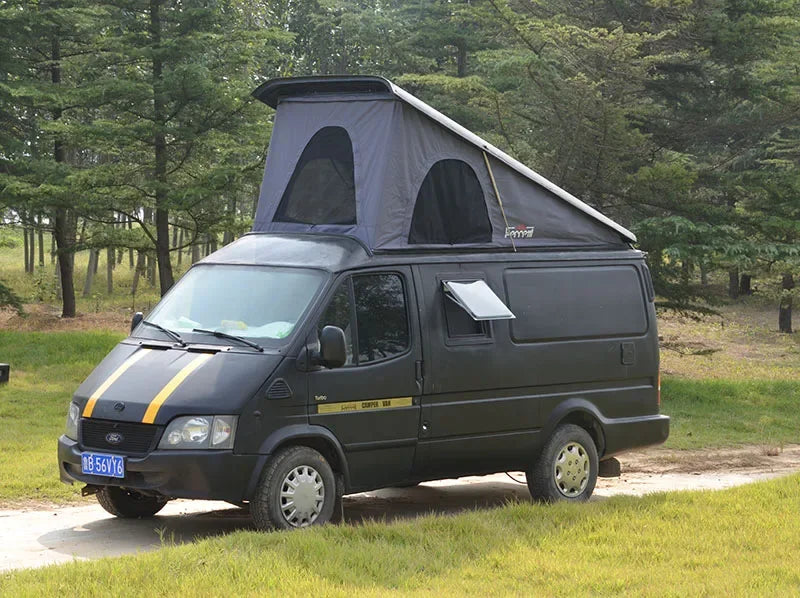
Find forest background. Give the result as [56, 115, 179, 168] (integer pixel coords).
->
[1, 0, 798, 331]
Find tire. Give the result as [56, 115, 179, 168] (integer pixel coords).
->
[251, 446, 337, 531]
[527, 424, 598, 503]
[96, 486, 168, 518]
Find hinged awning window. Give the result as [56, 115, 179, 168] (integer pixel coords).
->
[443, 280, 515, 321]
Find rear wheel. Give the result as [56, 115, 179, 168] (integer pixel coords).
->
[96, 486, 168, 518]
[527, 424, 598, 502]
[251, 446, 337, 531]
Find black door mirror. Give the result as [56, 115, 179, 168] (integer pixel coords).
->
[318, 325, 347, 368]
[131, 311, 144, 333]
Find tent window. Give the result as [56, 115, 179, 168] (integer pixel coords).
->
[274, 126, 356, 225]
[443, 280, 515, 321]
[409, 159, 492, 244]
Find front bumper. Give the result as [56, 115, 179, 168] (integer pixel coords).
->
[602, 414, 670, 458]
[58, 435, 261, 502]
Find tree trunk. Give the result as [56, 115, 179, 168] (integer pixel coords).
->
[83, 249, 98, 297]
[779, 273, 794, 334]
[191, 242, 200, 264]
[151, 0, 174, 296]
[700, 263, 708, 286]
[456, 41, 467, 78]
[23, 226, 30, 273]
[739, 274, 752, 296]
[50, 233, 56, 265]
[37, 218, 44, 267]
[107, 247, 114, 295]
[128, 218, 134, 268]
[728, 267, 740, 299]
[177, 227, 184, 266]
[51, 33, 77, 317]
[131, 251, 146, 297]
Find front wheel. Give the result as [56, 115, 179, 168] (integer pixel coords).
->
[251, 446, 337, 531]
[527, 424, 598, 502]
[96, 486, 169, 518]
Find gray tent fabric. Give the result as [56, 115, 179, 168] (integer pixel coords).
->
[252, 77, 632, 251]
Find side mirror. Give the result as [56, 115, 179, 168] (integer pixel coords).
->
[131, 311, 144, 333]
[318, 326, 347, 369]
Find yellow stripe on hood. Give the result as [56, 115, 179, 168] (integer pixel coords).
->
[141, 353, 213, 424]
[82, 349, 152, 418]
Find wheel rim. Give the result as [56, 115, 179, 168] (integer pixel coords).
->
[553, 441, 590, 497]
[280, 465, 325, 527]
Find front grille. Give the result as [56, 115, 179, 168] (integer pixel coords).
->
[80, 419, 161, 455]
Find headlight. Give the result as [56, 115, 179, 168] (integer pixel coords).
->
[159, 415, 237, 450]
[65, 402, 80, 440]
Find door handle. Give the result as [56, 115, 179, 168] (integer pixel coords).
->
[415, 360, 424, 394]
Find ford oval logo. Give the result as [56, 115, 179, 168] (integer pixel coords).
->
[105, 432, 124, 445]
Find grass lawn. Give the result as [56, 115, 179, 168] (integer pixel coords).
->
[1, 474, 799, 595]
[0, 330, 123, 504]
[0, 328, 798, 505]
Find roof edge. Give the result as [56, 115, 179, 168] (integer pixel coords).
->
[252, 75, 392, 108]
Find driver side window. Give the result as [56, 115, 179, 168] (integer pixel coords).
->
[317, 273, 409, 366]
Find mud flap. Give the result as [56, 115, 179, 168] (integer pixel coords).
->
[598, 457, 621, 478]
[330, 474, 345, 524]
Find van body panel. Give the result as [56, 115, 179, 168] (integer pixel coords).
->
[58, 233, 669, 504]
[73, 342, 281, 425]
[307, 266, 423, 491]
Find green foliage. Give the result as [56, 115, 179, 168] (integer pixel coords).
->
[0, 279, 24, 315]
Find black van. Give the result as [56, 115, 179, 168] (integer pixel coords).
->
[58, 76, 669, 529]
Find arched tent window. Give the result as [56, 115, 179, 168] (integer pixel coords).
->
[408, 159, 492, 244]
[274, 126, 356, 225]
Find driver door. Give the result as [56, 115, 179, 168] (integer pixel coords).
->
[308, 269, 422, 491]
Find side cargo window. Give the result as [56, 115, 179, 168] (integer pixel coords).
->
[317, 273, 410, 366]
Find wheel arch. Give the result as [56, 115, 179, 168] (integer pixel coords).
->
[245, 424, 350, 499]
[541, 398, 607, 458]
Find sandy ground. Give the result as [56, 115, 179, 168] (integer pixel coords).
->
[2, 445, 800, 573]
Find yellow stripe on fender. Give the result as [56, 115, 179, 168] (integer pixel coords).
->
[83, 349, 152, 418]
[316, 397, 413, 414]
[141, 353, 212, 424]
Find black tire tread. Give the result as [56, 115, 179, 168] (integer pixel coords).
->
[251, 445, 337, 531]
[527, 423, 598, 502]
[96, 486, 168, 518]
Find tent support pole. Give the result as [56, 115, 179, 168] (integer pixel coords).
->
[483, 151, 516, 252]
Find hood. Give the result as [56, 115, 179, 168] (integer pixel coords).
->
[74, 342, 282, 425]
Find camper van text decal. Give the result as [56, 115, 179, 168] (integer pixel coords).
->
[317, 397, 413, 414]
[505, 225, 535, 239]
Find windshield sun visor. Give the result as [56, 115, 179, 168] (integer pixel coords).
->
[443, 280, 515, 321]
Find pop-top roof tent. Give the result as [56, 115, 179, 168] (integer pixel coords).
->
[251, 75, 636, 252]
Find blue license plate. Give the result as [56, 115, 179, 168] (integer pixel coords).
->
[81, 452, 125, 478]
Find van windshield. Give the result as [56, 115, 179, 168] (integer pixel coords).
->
[144, 265, 325, 342]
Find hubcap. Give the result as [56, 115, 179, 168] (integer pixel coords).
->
[280, 465, 325, 527]
[553, 441, 590, 497]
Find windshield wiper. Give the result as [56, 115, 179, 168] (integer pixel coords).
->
[192, 328, 264, 352]
[141, 319, 186, 346]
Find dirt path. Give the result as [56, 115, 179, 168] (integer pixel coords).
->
[2, 445, 799, 573]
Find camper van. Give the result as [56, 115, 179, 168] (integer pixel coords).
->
[58, 76, 669, 530]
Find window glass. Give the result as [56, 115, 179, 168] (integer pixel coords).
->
[409, 159, 492, 244]
[353, 274, 409, 363]
[274, 126, 356, 225]
[145, 265, 325, 341]
[443, 280, 515, 320]
[318, 282, 355, 365]
[445, 294, 487, 337]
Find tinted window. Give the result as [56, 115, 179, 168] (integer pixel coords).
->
[274, 126, 356, 225]
[504, 266, 648, 342]
[353, 274, 409, 363]
[318, 282, 355, 365]
[409, 159, 492, 245]
[444, 294, 487, 337]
